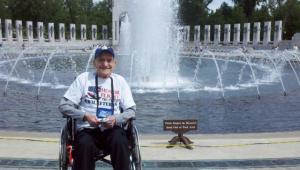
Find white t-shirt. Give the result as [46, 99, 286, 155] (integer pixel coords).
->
[64, 72, 135, 129]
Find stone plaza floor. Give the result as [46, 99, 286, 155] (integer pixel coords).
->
[0, 130, 300, 169]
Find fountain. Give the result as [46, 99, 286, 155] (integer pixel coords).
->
[119, 13, 131, 55]
[117, 0, 181, 88]
[1, 40, 300, 134]
[1, 0, 300, 135]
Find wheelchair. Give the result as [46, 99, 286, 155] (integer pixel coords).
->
[58, 116, 142, 170]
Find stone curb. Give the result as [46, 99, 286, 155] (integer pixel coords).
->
[1, 158, 300, 169]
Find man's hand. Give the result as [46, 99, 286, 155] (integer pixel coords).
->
[103, 115, 116, 129]
[83, 113, 100, 127]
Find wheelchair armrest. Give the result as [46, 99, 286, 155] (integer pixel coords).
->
[62, 114, 72, 119]
[128, 117, 136, 121]
[62, 115, 136, 141]
[122, 117, 136, 128]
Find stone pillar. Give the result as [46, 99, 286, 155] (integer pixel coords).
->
[59, 23, 65, 42]
[177, 26, 184, 43]
[182, 26, 187, 42]
[233, 23, 240, 45]
[184, 26, 190, 42]
[112, 0, 120, 45]
[292, 33, 300, 48]
[0, 19, 2, 43]
[263, 21, 271, 46]
[274, 20, 282, 46]
[214, 25, 221, 44]
[113, 20, 118, 45]
[204, 25, 211, 45]
[194, 25, 200, 42]
[243, 23, 250, 45]
[5, 19, 13, 42]
[102, 25, 108, 40]
[81, 24, 86, 41]
[224, 24, 231, 44]
[253, 22, 261, 46]
[16, 20, 23, 43]
[26, 21, 33, 43]
[48, 23, 55, 42]
[92, 25, 97, 41]
[70, 24, 76, 41]
[37, 22, 44, 42]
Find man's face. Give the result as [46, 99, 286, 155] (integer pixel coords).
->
[93, 52, 116, 78]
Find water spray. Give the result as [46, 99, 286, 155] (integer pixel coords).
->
[36, 47, 60, 99]
[206, 50, 225, 98]
[85, 46, 100, 72]
[237, 49, 261, 100]
[4, 46, 32, 96]
[261, 51, 287, 97]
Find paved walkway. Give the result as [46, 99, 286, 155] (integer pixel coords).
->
[0, 130, 300, 169]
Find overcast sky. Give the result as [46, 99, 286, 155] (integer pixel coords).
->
[208, 0, 234, 11]
[93, 0, 234, 11]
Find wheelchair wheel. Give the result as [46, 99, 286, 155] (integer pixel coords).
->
[59, 125, 69, 170]
[130, 126, 142, 170]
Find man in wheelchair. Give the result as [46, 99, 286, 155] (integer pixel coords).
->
[58, 46, 138, 170]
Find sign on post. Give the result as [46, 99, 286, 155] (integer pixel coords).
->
[164, 119, 197, 149]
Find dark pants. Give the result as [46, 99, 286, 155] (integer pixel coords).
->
[73, 126, 130, 170]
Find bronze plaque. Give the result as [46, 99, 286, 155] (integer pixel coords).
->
[164, 119, 198, 133]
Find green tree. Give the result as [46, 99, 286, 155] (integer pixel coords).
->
[5, 0, 66, 23]
[208, 2, 246, 26]
[178, 0, 212, 41]
[273, 0, 300, 39]
[219, 2, 232, 19]
[208, 2, 246, 41]
[77, 0, 93, 24]
[232, 0, 265, 18]
[210, 2, 246, 24]
[178, 0, 212, 26]
[90, 0, 112, 38]
[0, 0, 10, 18]
[64, 0, 80, 23]
[250, 5, 271, 22]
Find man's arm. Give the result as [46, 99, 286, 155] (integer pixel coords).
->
[59, 97, 101, 127]
[114, 106, 136, 126]
[58, 97, 85, 120]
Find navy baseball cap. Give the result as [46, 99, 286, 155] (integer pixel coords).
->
[94, 46, 115, 59]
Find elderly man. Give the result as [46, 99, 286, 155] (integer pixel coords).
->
[59, 46, 136, 170]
